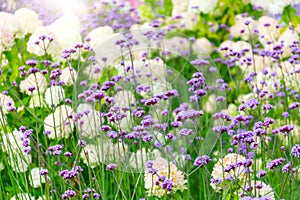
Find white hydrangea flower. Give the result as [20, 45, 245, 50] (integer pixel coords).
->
[20, 72, 48, 95]
[230, 14, 257, 40]
[9, 152, 32, 173]
[30, 168, 47, 188]
[10, 193, 34, 200]
[27, 26, 57, 56]
[256, 16, 280, 45]
[175, 12, 200, 30]
[76, 104, 102, 138]
[45, 86, 65, 107]
[130, 148, 161, 170]
[14, 8, 42, 36]
[2, 129, 23, 153]
[171, 0, 188, 16]
[60, 67, 77, 86]
[162, 36, 190, 58]
[50, 13, 81, 33]
[211, 153, 248, 191]
[0, 93, 14, 114]
[86, 26, 114, 49]
[188, 0, 218, 13]
[27, 14, 82, 59]
[29, 94, 47, 108]
[278, 29, 299, 58]
[44, 105, 74, 139]
[144, 157, 187, 197]
[0, 12, 20, 36]
[114, 90, 136, 107]
[192, 37, 213, 57]
[242, 180, 275, 199]
[80, 141, 128, 168]
[249, 0, 299, 14]
[0, 25, 15, 53]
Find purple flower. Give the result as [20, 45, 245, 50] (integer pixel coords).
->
[106, 164, 117, 171]
[282, 162, 291, 173]
[266, 158, 285, 169]
[39, 168, 48, 176]
[161, 179, 173, 192]
[288, 102, 300, 110]
[291, 144, 300, 157]
[194, 155, 211, 167]
[256, 170, 266, 178]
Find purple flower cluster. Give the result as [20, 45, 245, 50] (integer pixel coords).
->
[291, 144, 300, 157]
[266, 158, 285, 169]
[194, 155, 211, 167]
[59, 166, 83, 180]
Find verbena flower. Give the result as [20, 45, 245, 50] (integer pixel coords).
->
[291, 144, 300, 157]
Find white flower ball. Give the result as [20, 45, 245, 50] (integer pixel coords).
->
[45, 86, 65, 107]
[188, 0, 218, 14]
[193, 37, 213, 57]
[0, 12, 20, 36]
[60, 67, 77, 86]
[86, 26, 114, 49]
[0, 25, 15, 53]
[14, 8, 42, 36]
[0, 93, 14, 114]
[29, 94, 46, 108]
[9, 152, 32, 172]
[2, 129, 23, 153]
[76, 103, 102, 138]
[20, 72, 48, 95]
[27, 26, 57, 56]
[44, 105, 74, 139]
[30, 168, 47, 188]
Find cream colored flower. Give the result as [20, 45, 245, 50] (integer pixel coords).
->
[86, 26, 114, 49]
[9, 152, 32, 173]
[188, 0, 218, 14]
[30, 168, 47, 188]
[0, 25, 15, 53]
[2, 129, 23, 153]
[80, 141, 128, 168]
[129, 148, 161, 170]
[27, 14, 82, 60]
[27, 26, 57, 56]
[76, 103, 102, 138]
[144, 157, 187, 197]
[230, 14, 257, 40]
[20, 72, 48, 95]
[114, 90, 135, 107]
[278, 29, 299, 58]
[176, 12, 200, 30]
[60, 67, 77, 86]
[44, 105, 74, 139]
[29, 94, 46, 108]
[45, 86, 65, 107]
[0, 93, 14, 114]
[162, 36, 190, 58]
[242, 180, 275, 199]
[192, 37, 213, 57]
[14, 8, 42, 36]
[171, 0, 188, 16]
[0, 12, 20, 36]
[211, 153, 248, 190]
[256, 16, 280, 45]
